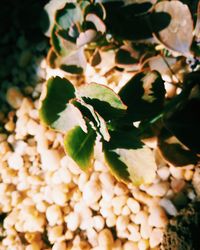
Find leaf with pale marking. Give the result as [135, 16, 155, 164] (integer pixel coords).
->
[44, 0, 68, 36]
[86, 13, 106, 33]
[158, 128, 198, 166]
[104, 145, 157, 185]
[71, 99, 110, 141]
[52, 103, 87, 133]
[76, 29, 97, 47]
[60, 47, 87, 74]
[119, 71, 165, 122]
[56, 3, 83, 32]
[77, 83, 127, 120]
[39, 76, 75, 128]
[64, 125, 97, 170]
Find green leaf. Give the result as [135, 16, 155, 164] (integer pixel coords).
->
[64, 125, 97, 170]
[115, 47, 137, 66]
[39, 76, 75, 128]
[119, 71, 165, 122]
[103, 1, 170, 40]
[60, 64, 83, 74]
[56, 3, 83, 31]
[104, 146, 157, 185]
[72, 99, 110, 141]
[84, 2, 106, 20]
[106, 129, 143, 150]
[44, 0, 68, 36]
[103, 129, 156, 185]
[51, 25, 63, 55]
[46, 47, 58, 68]
[85, 13, 106, 33]
[76, 29, 97, 47]
[59, 47, 87, 74]
[77, 83, 127, 120]
[52, 103, 87, 133]
[158, 128, 198, 166]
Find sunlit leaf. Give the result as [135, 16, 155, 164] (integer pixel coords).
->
[154, 1, 193, 54]
[104, 146, 157, 185]
[44, 0, 68, 36]
[72, 99, 110, 141]
[39, 76, 75, 128]
[77, 83, 127, 120]
[64, 125, 97, 170]
[119, 71, 166, 122]
[52, 103, 87, 133]
[76, 29, 97, 47]
[86, 14, 106, 33]
[56, 3, 83, 31]
[144, 55, 177, 80]
[158, 128, 198, 166]
[59, 47, 87, 74]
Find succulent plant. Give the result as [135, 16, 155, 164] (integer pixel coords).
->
[44, 0, 200, 74]
[39, 70, 200, 185]
[40, 0, 200, 185]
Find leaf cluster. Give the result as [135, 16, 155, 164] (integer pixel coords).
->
[39, 69, 200, 185]
[44, 0, 200, 74]
[40, 0, 200, 185]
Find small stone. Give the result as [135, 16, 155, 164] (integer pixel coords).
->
[148, 206, 168, 228]
[157, 166, 170, 181]
[127, 198, 140, 214]
[159, 198, 178, 216]
[116, 215, 129, 232]
[6, 87, 23, 109]
[8, 153, 24, 170]
[171, 179, 186, 193]
[66, 212, 80, 232]
[92, 216, 105, 232]
[98, 229, 114, 248]
[46, 205, 63, 226]
[149, 228, 164, 248]
[41, 149, 61, 171]
[123, 241, 138, 250]
[146, 182, 169, 197]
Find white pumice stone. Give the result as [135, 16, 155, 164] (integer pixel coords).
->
[159, 198, 178, 216]
[82, 181, 102, 205]
[66, 212, 80, 232]
[157, 166, 170, 180]
[148, 206, 168, 228]
[149, 228, 164, 248]
[146, 182, 169, 197]
[127, 198, 140, 214]
[92, 216, 105, 232]
[46, 205, 63, 226]
[41, 149, 61, 171]
[8, 153, 24, 170]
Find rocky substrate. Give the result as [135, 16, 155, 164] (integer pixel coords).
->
[0, 57, 199, 250]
